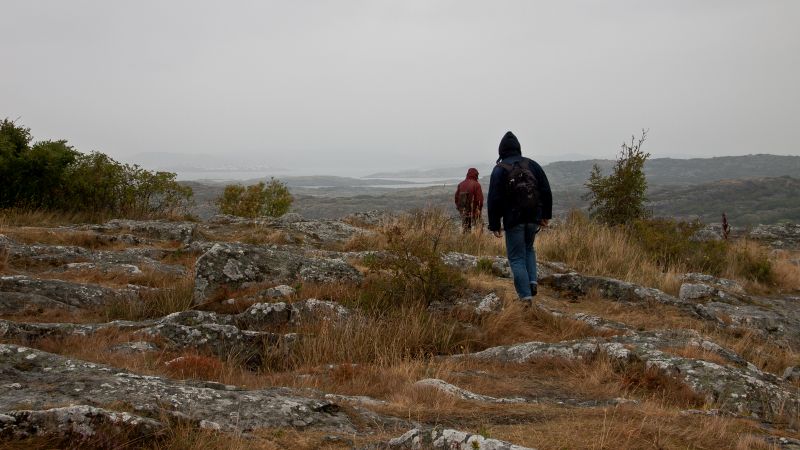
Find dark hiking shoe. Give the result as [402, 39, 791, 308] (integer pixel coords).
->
[519, 296, 533, 307]
[530, 284, 538, 297]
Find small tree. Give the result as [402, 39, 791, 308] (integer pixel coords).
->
[585, 129, 650, 226]
[218, 178, 293, 218]
[262, 177, 293, 217]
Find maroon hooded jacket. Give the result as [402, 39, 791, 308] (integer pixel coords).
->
[454, 168, 483, 218]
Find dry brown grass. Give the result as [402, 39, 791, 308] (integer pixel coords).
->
[771, 250, 800, 293]
[0, 227, 126, 249]
[535, 212, 800, 295]
[341, 207, 505, 257]
[103, 274, 196, 321]
[715, 328, 800, 375]
[0, 244, 9, 274]
[536, 216, 683, 294]
[38, 265, 184, 289]
[284, 305, 461, 369]
[486, 402, 786, 450]
[477, 300, 618, 346]
[0, 208, 114, 228]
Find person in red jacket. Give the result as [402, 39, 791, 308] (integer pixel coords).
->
[454, 168, 484, 232]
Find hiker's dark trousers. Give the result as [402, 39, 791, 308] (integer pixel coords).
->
[505, 222, 540, 298]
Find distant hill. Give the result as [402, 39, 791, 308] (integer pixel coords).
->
[285, 176, 800, 226]
[544, 154, 800, 187]
[647, 176, 800, 225]
[369, 154, 800, 188]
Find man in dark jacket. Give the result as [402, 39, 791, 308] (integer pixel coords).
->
[454, 168, 484, 232]
[487, 131, 552, 304]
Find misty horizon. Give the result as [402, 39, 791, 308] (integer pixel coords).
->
[3, 1, 799, 177]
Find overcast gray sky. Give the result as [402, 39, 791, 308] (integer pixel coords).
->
[2, 1, 799, 176]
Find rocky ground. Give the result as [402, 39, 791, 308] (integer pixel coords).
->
[0, 211, 799, 449]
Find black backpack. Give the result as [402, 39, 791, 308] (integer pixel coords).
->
[498, 159, 539, 212]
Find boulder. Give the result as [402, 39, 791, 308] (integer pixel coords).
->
[270, 214, 371, 245]
[235, 299, 350, 330]
[388, 428, 533, 450]
[681, 273, 745, 295]
[540, 272, 681, 306]
[678, 283, 718, 302]
[0, 344, 355, 433]
[749, 223, 800, 250]
[193, 242, 362, 304]
[136, 313, 291, 363]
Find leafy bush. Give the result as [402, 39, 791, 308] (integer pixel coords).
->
[585, 130, 650, 226]
[217, 178, 293, 218]
[0, 118, 192, 217]
[729, 241, 774, 284]
[629, 218, 728, 275]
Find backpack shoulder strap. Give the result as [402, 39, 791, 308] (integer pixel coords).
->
[497, 162, 513, 172]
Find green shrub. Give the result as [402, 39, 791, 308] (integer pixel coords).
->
[476, 258, 495, 275]
[217, 178, 293, 218]
[731, 243, 774, 284]
[0, 118, 192, 218]
[362, 210, 465, 307]
[585, 130, 650, 226]
[629, 218, 728, 275]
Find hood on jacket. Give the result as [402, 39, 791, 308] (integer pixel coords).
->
[498, 131, 522, 160]
[466, 168, 479, 180]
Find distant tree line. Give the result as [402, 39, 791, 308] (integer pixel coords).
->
[0, 118, 192, 217]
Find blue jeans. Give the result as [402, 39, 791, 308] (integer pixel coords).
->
[504, 223, 539, 298]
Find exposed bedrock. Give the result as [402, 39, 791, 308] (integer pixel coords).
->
[192, 242, 362, 304]
[0, 344, 355, 433]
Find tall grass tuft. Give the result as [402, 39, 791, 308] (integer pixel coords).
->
[104, 274, 195, 321]
[537, 211, 681, 293]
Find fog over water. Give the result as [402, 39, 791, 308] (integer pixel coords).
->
[2, 1, 799, 178]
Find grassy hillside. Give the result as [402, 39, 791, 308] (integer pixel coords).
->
[544, 154, 800, 187]
[648, 176, 800, 225]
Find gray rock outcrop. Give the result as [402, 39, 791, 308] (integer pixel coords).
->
[95, 219, 198, 243]
[749, 223, 800, 249]
[1, 299, 349, 360]
[388, 428, 533, 450]
[0, 344, 354, 432]
[0, 275, 138, 311]
[413, 379, 526, 404]
[270, 213, 371, 245]
[0, 405, 164, 443]
[461, 330, 798, 419]
[193, 242, 362, 304]
[541, 271, 800, 345]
